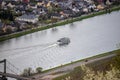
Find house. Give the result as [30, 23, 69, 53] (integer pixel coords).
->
[33, 8, 46, 15]
[29, 3, 37, 9]
[1, 24, 17, 33]
[15, 4, 26, 14]
[51, 13, 61, 20]
[84, 0, 93, 4]
[72, 7, 80, 13]
[82, 7, 89, 13]
[1, 1, 6, 8]
[0, 22, 3, 31]
[7, 2, 15, 8]
[97, 4, 105, 10]
[62, 9, 74, 17]
[0, 22, 4, 35]
[16, 14, 39, 23]
[22, 0, 30, 3]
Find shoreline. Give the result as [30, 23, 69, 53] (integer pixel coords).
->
[32, 49, 120, 79]
[0, 6, 120, 42]
[32, 49, 119, 75]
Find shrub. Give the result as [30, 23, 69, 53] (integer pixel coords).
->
[36, 67, 43, 73]
[21, 67, 33, 77]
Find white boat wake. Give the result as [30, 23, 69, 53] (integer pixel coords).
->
[0, 42, 59, 59]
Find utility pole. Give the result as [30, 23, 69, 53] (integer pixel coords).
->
[0, 59, 7, 80]
[0, 59, 6, 73]
[4, 59, 6, 74]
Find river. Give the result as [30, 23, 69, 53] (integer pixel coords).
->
[0, 11, 120, 75]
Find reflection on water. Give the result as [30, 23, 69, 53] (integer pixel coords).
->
[0, 11, 120, 75]
[51, 28, 58, 32]
[69, 23, 75, 28]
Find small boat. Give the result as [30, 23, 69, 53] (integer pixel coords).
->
[57, 37, 70, 46]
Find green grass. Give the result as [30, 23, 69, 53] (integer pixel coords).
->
[0, 6, 120, 42]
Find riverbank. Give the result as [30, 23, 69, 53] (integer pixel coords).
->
[42, 49, 119, 73]
[0, 6, 120, 42]
[32, 49, 120, 80]
[53, 49, 120, 80]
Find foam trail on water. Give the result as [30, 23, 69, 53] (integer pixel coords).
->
[41, 43, 58, 51]
[0, 42, 58, 59]
[0, 42, 56, 53]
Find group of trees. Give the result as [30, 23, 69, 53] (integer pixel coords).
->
[0, 9, 14, 24]
[21, 67, 43, 77]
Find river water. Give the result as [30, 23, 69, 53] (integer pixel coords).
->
[0, 11, 120, 75]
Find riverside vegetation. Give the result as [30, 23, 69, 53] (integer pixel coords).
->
[21, 67, 43, 77]
[53, 49, 120, 80]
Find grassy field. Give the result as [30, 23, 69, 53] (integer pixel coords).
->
[0, 6, 120, 42]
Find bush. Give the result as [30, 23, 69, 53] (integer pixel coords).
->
[36, 67, 43, 73]
[21, 67, 33, 77]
